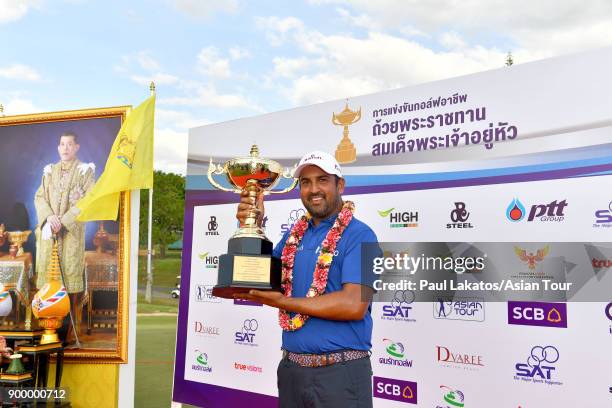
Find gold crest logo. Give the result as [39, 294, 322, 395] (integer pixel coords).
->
[332, 100, 361, 164]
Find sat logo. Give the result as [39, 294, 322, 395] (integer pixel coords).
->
[381, 290, 415, 320]
[515, 345, 559, 380]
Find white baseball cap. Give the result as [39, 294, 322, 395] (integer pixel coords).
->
[293, 150, 343, 178]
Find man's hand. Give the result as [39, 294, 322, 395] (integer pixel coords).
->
[234, 290, 285, 308]
[46, 215, 62, 234]
[236, 189, 265, 227]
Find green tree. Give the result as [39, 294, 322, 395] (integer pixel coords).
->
[139, 170, 185, 258]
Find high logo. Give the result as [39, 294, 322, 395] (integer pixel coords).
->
[198, 252, 219, 269]
[514, 345, 562, 386]
[508, 301, 567, 328]
[447, 202, 473, 229]
[379, 208, 418, 228]
[373, 376, 417, 404]
[506, 198, 568, 222]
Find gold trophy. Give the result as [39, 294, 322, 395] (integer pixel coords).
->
[207, 145, 297, 298]
[7, 230, 31, 257]
[332, 101, 361, 164]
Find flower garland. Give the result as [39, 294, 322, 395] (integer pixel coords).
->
[278, 201, 355, 331]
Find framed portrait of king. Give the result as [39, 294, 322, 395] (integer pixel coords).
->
[0, 105, 132, 363]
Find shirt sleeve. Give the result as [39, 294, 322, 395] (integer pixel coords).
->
[340, 227, 382, 290]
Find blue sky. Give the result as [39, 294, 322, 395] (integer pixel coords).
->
[2, 0, 612, 173]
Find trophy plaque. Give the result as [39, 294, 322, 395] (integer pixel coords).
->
[208, 145, 297, 299]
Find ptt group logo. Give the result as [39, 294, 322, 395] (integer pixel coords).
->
[373, 376, 417, 404]
[593, 201, 612, 228]
[192, 350, 212, 373]
[280, 209, 306, 235]
[379, 208, 419, 228]
[194, 285, 221, 303]
[438, 385, 465, 408]
[514, 345, 562, 386]
[506, 198, 568, 222]
[381, 290, 416, 323]
[508, 301, 567, 328]
[198, 252, 219, 269]
[437, 346, 484, 371]
[433, 297, 485, 322]
[193, 321, 220, 337]
[234, 318, 258, 347]
[379, 338, 413, 368]
[447, 202, 474, 229]
[205, 215, 220, 236]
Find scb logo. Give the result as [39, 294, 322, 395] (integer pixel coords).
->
[515, 345, 559, 380]
[382, 290, 415, 318]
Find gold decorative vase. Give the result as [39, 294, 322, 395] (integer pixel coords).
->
[7, 230, 31, 257]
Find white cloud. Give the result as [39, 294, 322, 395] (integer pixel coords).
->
[154, 127, 188, 174]
[272, 56, 316, 78]
[156, 108, 209, 130]
[2, 98, 39, 115]
[130, 72, 179, 86]
[135, 51, 160, 71]
[0, 64, 41, 81]
[439, 32, 467, 50]
[197, 46, 231, 78]
[172, 0, 238, 19]
[159, 83, 261, 111]
[255, 16, 307, 47]
[229, 46, 250, 60]
[0, 0, 39, 24]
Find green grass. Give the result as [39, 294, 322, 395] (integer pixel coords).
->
[138, 249, 183, 289]
[134, 315, 178, 407]
[137, 293, 178, 314]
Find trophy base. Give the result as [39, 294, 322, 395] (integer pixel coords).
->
[213, 241, 281, 299]
[212, 283, 281, 299]
[335, 139, 356, 164]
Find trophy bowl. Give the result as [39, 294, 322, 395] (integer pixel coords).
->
[7, 230, 31, 257]
[208, 145, 298, 298]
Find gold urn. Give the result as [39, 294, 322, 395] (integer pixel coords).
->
[7, 230, 31, 257]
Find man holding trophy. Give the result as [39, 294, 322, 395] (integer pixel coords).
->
[231, 150, 379, 408]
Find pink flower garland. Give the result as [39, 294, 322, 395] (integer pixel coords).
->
[278, 201, 355, 331]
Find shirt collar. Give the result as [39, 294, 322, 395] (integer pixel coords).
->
[308, 211, 339, 229]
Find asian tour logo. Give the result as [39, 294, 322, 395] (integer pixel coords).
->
[379, 208, 418, 228]
[198, 252, 219, 269]
[234, 318, 258, 346]
[281, 209, 306, 235]
[514, 345, 562, 386]
[438, 385, 465, 408]
[506, 198, 568, 222]
[194, 285, 221, 303]
[434, 297, 485, 322]
[381, 290, 416, 323]
[192, 350, 212, 373]
[379, 339, 413, 368]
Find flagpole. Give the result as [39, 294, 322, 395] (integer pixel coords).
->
[145, 82, 155, 303]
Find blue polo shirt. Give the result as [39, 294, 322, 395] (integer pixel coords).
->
[273, 211, 379, 353]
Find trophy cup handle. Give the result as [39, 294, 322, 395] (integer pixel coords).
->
[207, 158, 239, 193]
[267, 167, 298, 195]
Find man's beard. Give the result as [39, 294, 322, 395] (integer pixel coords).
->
[303, 193, 339, 219]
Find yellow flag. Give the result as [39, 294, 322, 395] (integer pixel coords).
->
[76, 95, 155, 221]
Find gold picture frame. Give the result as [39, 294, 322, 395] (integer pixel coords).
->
[0, 105, 132, 363]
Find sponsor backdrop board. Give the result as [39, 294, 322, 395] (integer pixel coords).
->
[173, 48, 612, 407]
